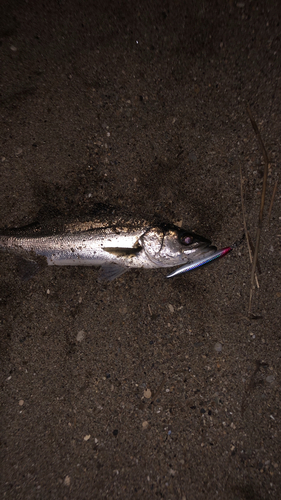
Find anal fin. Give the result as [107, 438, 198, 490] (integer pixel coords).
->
[98, 264, 128, 282]
[16, 255, 47, 281]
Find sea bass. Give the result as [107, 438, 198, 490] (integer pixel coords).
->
[0, 211, 222, 281]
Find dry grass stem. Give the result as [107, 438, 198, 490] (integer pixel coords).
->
[268, 179, 278, 222]
[239, 164, 259, 289]
[247, 233, 261, 275]
[246, 105, 269, 314]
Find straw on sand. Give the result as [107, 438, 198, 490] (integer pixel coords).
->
[246, 105, 269, 315]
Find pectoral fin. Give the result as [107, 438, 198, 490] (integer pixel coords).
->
[98, 264, 128, 282]
[103, 247, 141, 258]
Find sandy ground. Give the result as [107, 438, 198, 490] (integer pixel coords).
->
[1, 1, 281, 498]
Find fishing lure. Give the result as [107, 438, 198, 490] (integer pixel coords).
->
[166, 247, 232, 278]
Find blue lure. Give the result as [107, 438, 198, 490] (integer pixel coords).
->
[166, 247, 232, 278]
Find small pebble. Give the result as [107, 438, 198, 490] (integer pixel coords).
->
[84, 435, 91, 441]
[168, 304, 174, 313]
[144, 389, 151, 399]
[119, 306, 127, 314]
[214, 342, 222, 352]
[266, 375, 275, 384]
[142, 421, 149, 429]
[15, 148, 23, 156]
[174, 220, 183, 227]
[10, 45, 17, 51]
[188, 152, 197, 162]
[19, 399, 24, 406]
[76, 330, 85, 342]
[64, 476, 71, 486]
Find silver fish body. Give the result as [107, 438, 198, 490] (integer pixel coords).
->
[0, 212, 216, 281]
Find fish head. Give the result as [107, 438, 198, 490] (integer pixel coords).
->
[140, 225, 214, 267]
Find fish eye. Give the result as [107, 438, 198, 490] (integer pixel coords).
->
[181, 235, 193, 245]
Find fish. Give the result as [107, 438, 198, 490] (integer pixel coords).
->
[0, 209, 224, 282]
[166, 246, 232, 278]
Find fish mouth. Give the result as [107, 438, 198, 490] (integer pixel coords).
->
[179, 228, 215, 259]
[179, 230, 211, 250]
[178, 229, 217, 261]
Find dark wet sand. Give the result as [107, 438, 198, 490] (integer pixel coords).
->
[1, 1, 281, 498]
